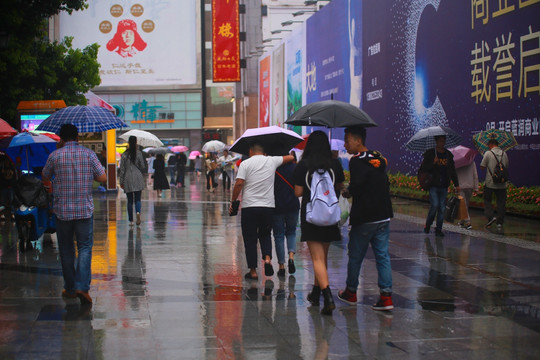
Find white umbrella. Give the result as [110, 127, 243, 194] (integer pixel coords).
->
[119, 129, 163, 148]
[202, 140, 226, 153]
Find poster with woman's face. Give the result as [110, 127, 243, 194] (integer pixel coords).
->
[59, 1, 198, 87]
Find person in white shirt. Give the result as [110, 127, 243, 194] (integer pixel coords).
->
[229, 143, 294, 280]
[217, 149, 235, 191]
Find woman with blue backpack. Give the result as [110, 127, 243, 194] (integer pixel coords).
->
[293, 131, 344, 315]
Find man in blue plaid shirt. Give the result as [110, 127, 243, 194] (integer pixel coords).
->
[43, 124, 107, 305]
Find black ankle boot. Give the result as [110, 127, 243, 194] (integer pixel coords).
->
[307, 285, 321, 306]
[321, 287, 336, 315]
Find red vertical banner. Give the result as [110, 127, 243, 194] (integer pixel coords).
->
[259, 55, 271, 127]
[212, 0, 240, 82]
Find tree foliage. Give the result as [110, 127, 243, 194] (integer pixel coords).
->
[0, 1, 101, 125]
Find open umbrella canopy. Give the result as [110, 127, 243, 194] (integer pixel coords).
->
[170, 145, 189, 153]
[405, 126, 462, 152]
[229, 126, 304, 156]
[202, 140, 226, 153]
[0, 132, 57, 171]
[36, 105, 127, 134]
[449, 145, 477, 168]
[472, 128, 518, 155]
[145, 147, 171, 155]
[285, 100, 377, 128]
[119, 129, 163, 148]
[188, 150, 201, 159]
[0, 118, 17, 139]
[28, 130, 60, 142]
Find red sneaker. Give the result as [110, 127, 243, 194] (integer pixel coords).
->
[372, 295, 393, 311]
[337, 288, 357, 305]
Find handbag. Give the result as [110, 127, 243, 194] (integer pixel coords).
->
[444, 195, 459, 223]
[417, 170, 433, 191]
[456, 196, 468, 221]
[338, 195, 351, 227]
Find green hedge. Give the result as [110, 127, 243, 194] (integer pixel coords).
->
[387, 172, 540, 218]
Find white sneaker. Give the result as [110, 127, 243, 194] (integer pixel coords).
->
[496, 224, 503, 231]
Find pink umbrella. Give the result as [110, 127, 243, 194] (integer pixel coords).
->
[189, 150, 201, 160]
[449, 145, 477, 168]
[171, 145, 189, 153]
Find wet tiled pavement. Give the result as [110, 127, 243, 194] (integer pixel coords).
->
[1, 175, 539, 359]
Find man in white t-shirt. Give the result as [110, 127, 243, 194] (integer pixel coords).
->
[230, 143, 294, 280]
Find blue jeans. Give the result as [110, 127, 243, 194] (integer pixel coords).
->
[169, 166, 176, 184]
[426, 186, 448, 231]
[56, 216, 94, 293]
[126, 191, 142, 222]
[272, 211, 299, 264]
[346, 221, 392, 294]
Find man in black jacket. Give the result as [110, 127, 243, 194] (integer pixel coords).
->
[337, 126, 394, 311]
[419, 135, 460, 236]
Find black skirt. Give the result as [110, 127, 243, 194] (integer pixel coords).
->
[153, 168, 170, 190]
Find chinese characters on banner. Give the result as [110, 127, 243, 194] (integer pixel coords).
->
[470, 1, 539, 139]
[259, 56, 271, 127]
[212, 0, 240, 82]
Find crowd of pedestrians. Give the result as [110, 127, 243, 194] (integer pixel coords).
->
[2, 122, 511, 317]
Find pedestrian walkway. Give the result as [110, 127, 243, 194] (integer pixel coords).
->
[0, 174, 539, 359]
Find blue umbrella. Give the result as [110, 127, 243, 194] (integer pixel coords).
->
[36, 106, 127, 134]
[405, 126, 462, 152]
[0, 132, 57, 171]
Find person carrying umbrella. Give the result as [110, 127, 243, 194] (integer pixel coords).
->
[419, 135, 460, 237]
[337, 126, 394, 311]
[42, 124, 107, 305]
[229, 143, 294, 280]
[480, 139, 509, 231]
[217, 149, 235, 191]
[451, 146, 479, 230]
[119, 136, 147, 226]
[292, 131, 345, 315]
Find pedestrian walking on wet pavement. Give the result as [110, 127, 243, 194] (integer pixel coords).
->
[119, 136, 146, 226]
[217, 149, 235, 191]
[293, 131, 344, 315]
[337, 126, 394, 311]
[456, 161, 479, 230]
[152, 153, 170, 197]
[419, 135, 460, 237]
[273, 155, 300, 278]
[175, 152, 187, 187]
[42, 124, 107, 305]
[205, 152, 217, 192]
[229, 143, 294, 280]
[480, 139, 509, 231]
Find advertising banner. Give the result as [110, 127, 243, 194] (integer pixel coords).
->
[271, 44, 285, 127]
[363, 0, 540, 186]
[285, 24, 306, 135]
[212, 0, 240, 82]
[259, 55, 271, 127]
[59, 0, 198, 87]
[305, 0, 363, 139]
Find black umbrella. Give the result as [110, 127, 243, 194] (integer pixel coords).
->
[285, 100, 377, 128]
[229, 126, 304, 156]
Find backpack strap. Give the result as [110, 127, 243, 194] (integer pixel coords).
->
[487, 150, 503, 178]
[276, 170, 294, 190]
[305, 168, 335, 192]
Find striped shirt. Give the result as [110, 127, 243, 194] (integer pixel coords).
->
[43, 141, 105, 220]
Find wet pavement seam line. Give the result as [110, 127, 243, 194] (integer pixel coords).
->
[393, 213, 540, 251]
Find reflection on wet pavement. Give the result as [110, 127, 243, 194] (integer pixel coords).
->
[1, 175, 539, 359]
